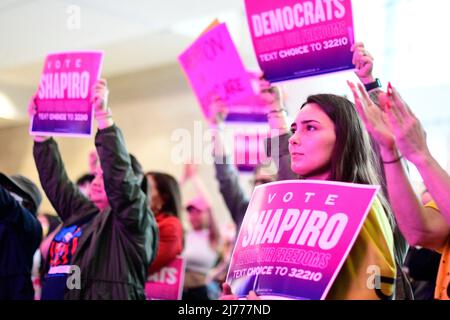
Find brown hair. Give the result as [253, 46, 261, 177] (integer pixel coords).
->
[145, 171, 182, 218]
[301, 94, 395, 228]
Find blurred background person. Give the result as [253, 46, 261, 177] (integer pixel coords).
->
[0, 173, 42, 300]
[144, 171, 184, 299]
[181, 163, 221, 300]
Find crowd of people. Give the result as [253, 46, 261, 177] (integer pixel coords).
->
[1, 43, 449, 301]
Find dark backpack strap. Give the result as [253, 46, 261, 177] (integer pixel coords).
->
[393, 225, 415, 300]
[375, 276, 396, 300]
[394, 261, 415, 300]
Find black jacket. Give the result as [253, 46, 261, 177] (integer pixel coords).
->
[33, 125, 158, 300]
[0, 186, 42, 300]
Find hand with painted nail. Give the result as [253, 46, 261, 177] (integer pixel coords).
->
[384, 85, 431, 165]
[351, 42, 375, 84]
[347, 80, 395, 151]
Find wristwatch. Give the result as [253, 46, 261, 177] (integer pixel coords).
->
[364, 78, 382, 92]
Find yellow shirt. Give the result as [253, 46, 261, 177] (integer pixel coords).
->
[426, 201, 450, 300]
[326, 197, 396, 300]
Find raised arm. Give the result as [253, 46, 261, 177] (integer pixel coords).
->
[92, 80, 157, 240]
[352, 42, 383, 105]
[259, 77, 297, 181]
[348, 81, 450, 250]
[384, 86, 450, 229]
[30, 97, 97, 223]
[209, 98, 251, 227]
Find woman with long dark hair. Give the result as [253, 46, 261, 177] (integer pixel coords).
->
[223, 93, 397, 300]
[288, 94, 396, 299]
[145, 172, 184, 275]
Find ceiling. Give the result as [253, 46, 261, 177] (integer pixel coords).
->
[0, 0, 252, 77]
[0, 0, 257, 125]
[2, 0, 450, 129]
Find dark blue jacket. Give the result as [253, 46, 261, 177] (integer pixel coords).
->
[0, 186, 42, 300]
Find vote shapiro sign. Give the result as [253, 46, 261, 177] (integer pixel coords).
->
[30, 51, 104, 137]
[226, 179, 379, 300]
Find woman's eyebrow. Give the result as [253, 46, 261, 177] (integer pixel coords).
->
[301, 120, 320, 124]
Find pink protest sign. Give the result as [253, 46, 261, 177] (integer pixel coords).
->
[226, 180, 379, 300]
[30, 51, 104, 137]
[145, 256, 186, 300]
[244, 0, 355, 82]
[178, 23, 262, 122]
